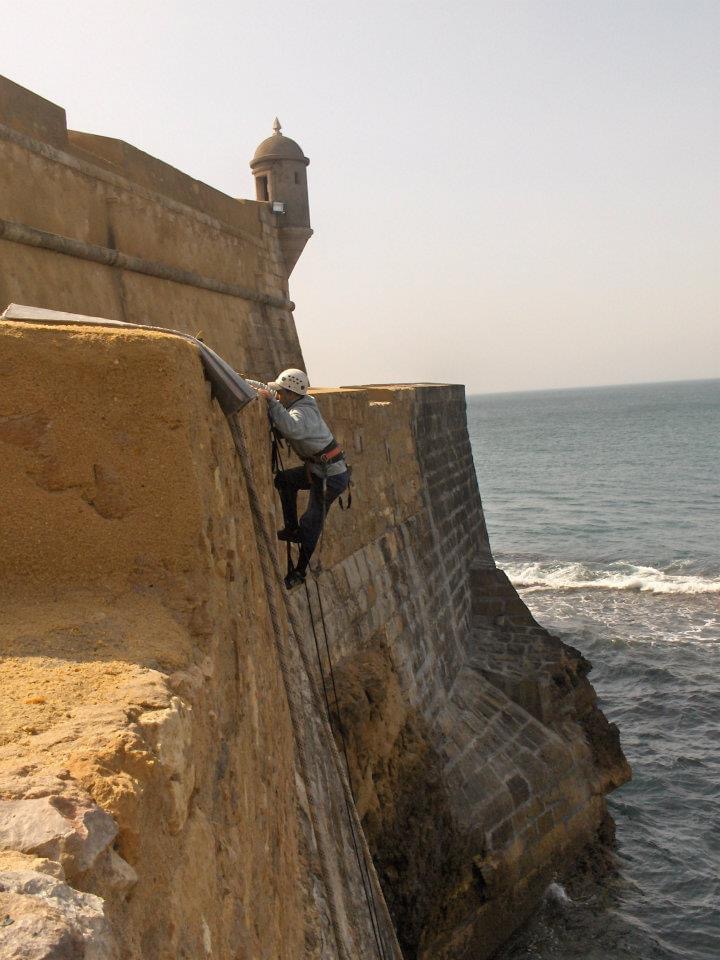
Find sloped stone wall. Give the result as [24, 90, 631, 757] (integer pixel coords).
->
[0, 321, 402, 960]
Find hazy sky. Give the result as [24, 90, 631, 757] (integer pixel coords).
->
[2, 0, 718, 393]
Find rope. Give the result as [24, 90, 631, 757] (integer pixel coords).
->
[309, 472, 328, 578]
[229, 414, 394, 959]
[228, 415, 346, 958]
[266, 414, 389, 959]
[269, 422, 299, 578]
[305, 578, 389, 959]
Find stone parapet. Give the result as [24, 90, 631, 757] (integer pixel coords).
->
[0, 76, 68, 148]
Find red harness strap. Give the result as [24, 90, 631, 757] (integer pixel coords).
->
[319, 445, 342, 463]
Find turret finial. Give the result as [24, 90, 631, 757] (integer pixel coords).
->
[272, 117, 282, 136]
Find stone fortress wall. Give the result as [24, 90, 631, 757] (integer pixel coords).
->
[0, 75, 301, 381]
[0, 77, 630, 960]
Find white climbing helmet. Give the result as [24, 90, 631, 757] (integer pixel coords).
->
[268, 368, 309, 395]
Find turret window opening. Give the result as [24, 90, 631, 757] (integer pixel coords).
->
[257, 176, 269, 201]
[294, 171, 300, 185]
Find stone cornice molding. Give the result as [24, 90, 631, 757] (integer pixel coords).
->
[0, 218, 294, 311]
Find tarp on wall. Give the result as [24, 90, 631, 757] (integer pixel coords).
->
[1, 303, 257, 415]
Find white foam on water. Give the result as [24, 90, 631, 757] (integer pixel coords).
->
[505, 560, 720, 596]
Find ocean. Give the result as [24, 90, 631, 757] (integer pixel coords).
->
[466, 378, 720, 960]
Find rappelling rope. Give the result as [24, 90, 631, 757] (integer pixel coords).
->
[304, 577, 389, 959]
[268, 417, 388, 958]
[311, 473, 329, 577]
[269, 416, 388, 958]
[268, 423, 297, 579]
[228, 415, 347, 958]
[271, 422, 385, 956]
[229, 414, 393, 960]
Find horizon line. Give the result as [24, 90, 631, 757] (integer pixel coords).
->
[469, 374, 720, 399]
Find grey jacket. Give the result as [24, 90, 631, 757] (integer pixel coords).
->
[246, 380, 346, 478]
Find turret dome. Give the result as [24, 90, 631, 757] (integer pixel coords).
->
[251, 118, 309, 167]
[249, 118, 312, 275]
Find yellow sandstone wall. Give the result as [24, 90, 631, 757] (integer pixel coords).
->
[0, 321, 404, 960]
[0, 322, 304, 958]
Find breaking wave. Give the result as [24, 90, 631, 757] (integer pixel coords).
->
[504, 560, 720, 596]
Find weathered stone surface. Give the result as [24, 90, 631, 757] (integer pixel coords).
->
[0, 851, 64, 880]
[90, 849, 138, 899]
[0, 323, 402, 959]
[136, 698, 195, 834]
[0, 870, 115, 959]
[0, 795, 117, 877]
[288, 388, 630, 960]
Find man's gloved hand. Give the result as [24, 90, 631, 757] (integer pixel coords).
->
[243, 378, 276, 400]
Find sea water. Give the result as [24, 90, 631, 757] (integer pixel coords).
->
[467, 379, 720, 960]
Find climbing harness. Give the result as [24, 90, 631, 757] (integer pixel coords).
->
[309, 437, 345, 465]
[338, 464, 353, 511]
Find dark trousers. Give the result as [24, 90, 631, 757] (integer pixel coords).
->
[274, 465, 349, 573]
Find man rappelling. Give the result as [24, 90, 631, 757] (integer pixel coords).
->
[247, 368, 349, 590]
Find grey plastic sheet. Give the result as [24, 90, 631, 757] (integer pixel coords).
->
[0, 303, 256, 415]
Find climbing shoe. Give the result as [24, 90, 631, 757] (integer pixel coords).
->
[284, 569, 306, 591]
[277, 526, 302, 543]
